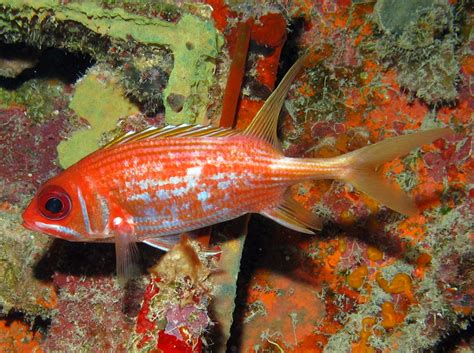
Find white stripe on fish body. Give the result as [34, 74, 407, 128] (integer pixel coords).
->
[186, 166, 203, 177]
[124, 168, 280, 199]
[127, 191, 153, 203]
[80, 186, 114, 238]
[211, 172, 238, 180]
[197, 191, 210, 201]
[171, 187, 189, 197]
[35, 221, 83, 238]
[197, 190, 214, 211]
[130, 174, 192, 191]
[98, 194, 110, 235]
[143, 207, 159, 218]
[86, 137, 280, 182]
[132, 187, 283, 239]
[125, 166, 207, 203]
[135, 207, 238, 238]
[134, 201, 180, 226]
[156, 189, 170, 200]
[77, 187, 92, 234]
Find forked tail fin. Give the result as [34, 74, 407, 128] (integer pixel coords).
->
[335, 128, 453, 216]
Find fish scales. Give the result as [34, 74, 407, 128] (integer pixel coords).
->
[74, 136, 315, 238]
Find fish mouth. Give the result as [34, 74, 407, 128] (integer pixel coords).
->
[21, 208, 41, 233]
[21, 199, 36, 231]
[22, 219, 41, 233]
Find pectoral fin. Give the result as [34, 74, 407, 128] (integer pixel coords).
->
[261, 194, 323, 234]
[115, 230, 140, 287]
[110, 213, 140, 287]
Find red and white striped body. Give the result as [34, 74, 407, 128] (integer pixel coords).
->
[62, 135, 335, 241]
[22, 135, 338, 242]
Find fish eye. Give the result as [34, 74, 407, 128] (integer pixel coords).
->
[45, 198, 63, 213]
[37, 185, 71, 220]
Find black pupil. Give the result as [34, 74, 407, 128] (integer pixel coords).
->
[45, 197, 63, 214]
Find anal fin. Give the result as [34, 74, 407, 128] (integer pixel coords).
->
[261, 195, 322, 234]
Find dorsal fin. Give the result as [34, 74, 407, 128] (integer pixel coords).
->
[243, 51, 310, 150]
[102, 124, 239, 149]
[104, 51, 310, 150]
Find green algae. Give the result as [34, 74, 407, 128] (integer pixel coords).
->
[57, 65, 139, 168]
[374, 0, 437, 36]
[0, 79, 67, 123]
[100, 0, 182, 21]
[0, 0, 224, 124]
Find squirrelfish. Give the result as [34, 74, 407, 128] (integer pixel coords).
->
[22, 52, 452, 282]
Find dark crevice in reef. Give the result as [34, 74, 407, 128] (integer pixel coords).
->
[275, 16, 307, 140]
[0, 309, 51, 336]
[226, 216, 273, 353]
[33, 240, 116, 281]
[276, 16, 307, 85]
[0, 42, 95, 89]
[431, 317, 474, 353]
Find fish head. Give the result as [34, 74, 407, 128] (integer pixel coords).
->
[22, 170, 107, 241]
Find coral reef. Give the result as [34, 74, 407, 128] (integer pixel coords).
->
[0, 315, 43, 352]
[230, 1, 472, 352]
[0, 0, 223, 122]
[45, 274, 133, 352]
[129, 238, 215, 352]
[0, 0, 472, 352]
[0, 101, 70, 203]
[0, 204, 55, 318]
[373, 0, 463, 105]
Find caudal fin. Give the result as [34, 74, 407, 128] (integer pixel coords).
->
[336, 128, 453, 216]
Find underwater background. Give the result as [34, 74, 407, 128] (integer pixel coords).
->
[0, 0, 472, 352]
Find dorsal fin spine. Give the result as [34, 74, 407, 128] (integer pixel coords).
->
[243, 51, 310, 149]
[102, 124, 239, 149]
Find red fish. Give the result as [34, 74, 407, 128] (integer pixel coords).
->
[22, 52, 452, 282]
